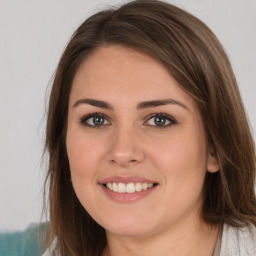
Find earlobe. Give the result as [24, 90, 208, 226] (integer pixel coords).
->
[207, 150, 220, 173]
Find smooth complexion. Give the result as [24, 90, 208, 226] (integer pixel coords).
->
[66, 45, 220, 256]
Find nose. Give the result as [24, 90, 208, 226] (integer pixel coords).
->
[107, 126, 145, 167]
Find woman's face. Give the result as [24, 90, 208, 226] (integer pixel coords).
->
[66, 45, 218, 237]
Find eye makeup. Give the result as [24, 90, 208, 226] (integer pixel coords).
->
[79, 111, 177, 130]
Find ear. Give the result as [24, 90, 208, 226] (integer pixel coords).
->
[207, 148, 220, 173]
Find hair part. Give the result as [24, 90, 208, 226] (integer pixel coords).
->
[44, 0, 256, 255]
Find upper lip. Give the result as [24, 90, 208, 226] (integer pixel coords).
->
[99, 176, 158, 184]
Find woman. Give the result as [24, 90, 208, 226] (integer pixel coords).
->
[43, 0, 256, 255]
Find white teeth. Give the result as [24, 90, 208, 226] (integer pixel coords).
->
[106, 183, 113, 190]
[112, 182, 118, 192]
[135, 183, 142, 192]
[126, 183, 135, 193]
[117, 183, 126, 193]
[142, 183, 148, 190]
[105, 182, 154, 193]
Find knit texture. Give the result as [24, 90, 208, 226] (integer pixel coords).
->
[219, 222, 256, 256]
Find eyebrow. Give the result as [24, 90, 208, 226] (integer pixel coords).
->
[137, 99, 188, 110]
[73, 98, 188, 110]
[73, 98, 113, 109]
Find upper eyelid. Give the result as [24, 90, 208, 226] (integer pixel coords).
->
[145, 113, 176, 122]
[80, 112, 175, 118]
[81, 112, 111, 121]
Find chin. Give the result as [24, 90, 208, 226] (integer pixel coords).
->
[106, 225, 154, 238]
[98, 215, 157, 238]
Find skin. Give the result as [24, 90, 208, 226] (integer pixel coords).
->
[66, 45, 220, 256]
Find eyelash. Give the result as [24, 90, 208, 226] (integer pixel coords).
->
[80, 112, 110, 129]
[80, 112, 176, 129]
[145, 113, 176, 128]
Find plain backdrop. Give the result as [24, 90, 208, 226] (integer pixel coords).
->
[0, 0, 255, 231]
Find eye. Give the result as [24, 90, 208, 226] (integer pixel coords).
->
[80, 113, 110, 128]
[146, 113, 176, 127]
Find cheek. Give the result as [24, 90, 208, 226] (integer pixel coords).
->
[66, 132, 103, 212]
[150, 130, 208, 188]
[151, 132, 208, 218]
[66, 132, 104, 179]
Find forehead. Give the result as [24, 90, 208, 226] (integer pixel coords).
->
[70, 45, 195, 109]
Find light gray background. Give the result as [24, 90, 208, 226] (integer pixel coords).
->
[0, 0, 255, 231]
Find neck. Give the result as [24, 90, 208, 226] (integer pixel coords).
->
[103, 217, 220, 256]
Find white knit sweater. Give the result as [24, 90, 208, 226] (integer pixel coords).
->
[216, 222, 256, 256]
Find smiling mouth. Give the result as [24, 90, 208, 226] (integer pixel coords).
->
[103, 182, 158, 194]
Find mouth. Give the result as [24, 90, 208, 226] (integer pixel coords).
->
[99, 176, 159, 202]
[103, 182, 158, 194]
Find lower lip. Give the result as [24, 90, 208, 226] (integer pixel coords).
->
[101, 184, 157, 203]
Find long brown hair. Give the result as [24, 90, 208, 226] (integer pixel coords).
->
[44, 0, 256, 255]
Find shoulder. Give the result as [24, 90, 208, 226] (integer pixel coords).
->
[0, 223, 48, 256]
[220, 222, 256, 256]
